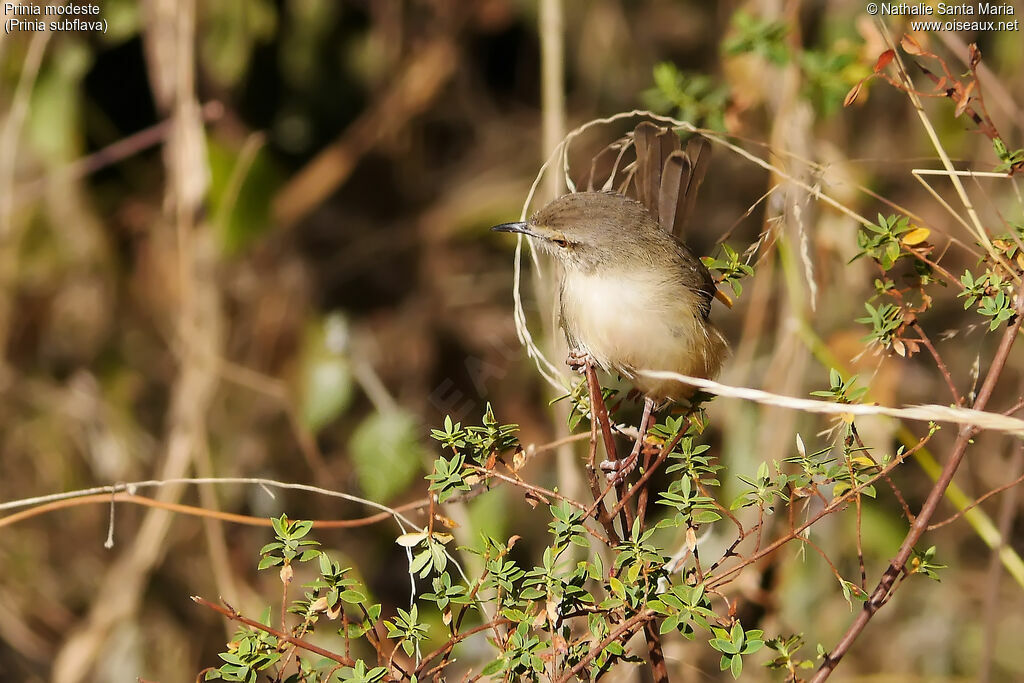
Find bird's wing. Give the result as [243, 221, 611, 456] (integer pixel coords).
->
[671, 236, 717, 320]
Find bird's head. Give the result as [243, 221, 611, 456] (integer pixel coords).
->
[491, 192, 657, 272]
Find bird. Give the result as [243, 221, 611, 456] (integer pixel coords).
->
[492, 191, 727, 401]
[492, 124, 728, 477]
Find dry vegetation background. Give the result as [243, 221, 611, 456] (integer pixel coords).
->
[2, 0, 1024, 681]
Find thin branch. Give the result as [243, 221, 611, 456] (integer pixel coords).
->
[926, 470, 1024, 531]
[555, 609, 656, 683]
[191, 596, 355, 667]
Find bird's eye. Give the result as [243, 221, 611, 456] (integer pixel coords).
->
[552, 238, 568, 248]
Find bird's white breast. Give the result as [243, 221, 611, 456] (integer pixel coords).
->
[560, 269, 712, 386]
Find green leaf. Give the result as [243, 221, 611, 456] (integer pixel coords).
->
[339, 589, 366, 603]
[730, 653, 743, 678]
[350, 410, 424, 503]
[710, 638, 737, 654]
[480, 659, 505, 676]
[258, 555, 281, 570]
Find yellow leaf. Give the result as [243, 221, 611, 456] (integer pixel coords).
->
[901, 227, 930, 245]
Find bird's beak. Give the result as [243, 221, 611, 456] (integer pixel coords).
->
[490, 221, 533, 236]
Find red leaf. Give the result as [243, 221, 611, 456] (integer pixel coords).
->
[874, 49, 895, 73]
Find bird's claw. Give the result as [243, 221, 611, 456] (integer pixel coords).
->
[600, 453, 639, 484]
[566, 351, 589, 375]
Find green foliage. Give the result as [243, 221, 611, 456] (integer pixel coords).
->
[724, 11, 790, 65]
[732, 460, 790, 510]
[421, 572, 470, 615]
[853, 214, 913, 270]
[960, 270, 1016, 331]
[548, 500, 590, 549]
[909, 545, 947, 581]
[405, 531, 453, 579]
[425, 450, 471, 503]
[338, 661, 388, 683]
[838, 578, 869, 609]
[643, 62, 729, 131]
[212, 518, 390, 681]
[427, 406, 519, 503]
[810, 368, 868, 404]
[484, 621, 546, 679]
[709, 622, 765, 679]
[552, 379, 618, 431]
[650, 583, 714, 639]
[645, 7, 870, 137]
[657, 474, 722, 528]
[385, 604, 429, 657]
[977, 289, 1015, 331]
[764, 633, 816, 675]
[428, 405, 519, 465]
[856, 301, 903, 348]
[723, 10, 867, 115]
[652, 414, 720, 487]
[703, 244, 755, 297]
[200, 398, 925, 681]
[993, 137, 1024, 173]
[205, 616, 281, 682]
[798, 42, 866, 116]
[296, 553, 369, 618]
[258, 515, 320, 570]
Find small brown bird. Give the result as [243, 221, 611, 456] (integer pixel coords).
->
[493, 124, 727, 476]
[492, 191, 727, 402]
[491, 122, 724, 475]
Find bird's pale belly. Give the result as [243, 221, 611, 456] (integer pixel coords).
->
[560, 270, 725, 400]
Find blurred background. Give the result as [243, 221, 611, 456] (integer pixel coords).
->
[2, 0, 1024, 681]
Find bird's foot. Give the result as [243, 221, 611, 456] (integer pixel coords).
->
[601, 396, 656, 484]
[600, 451, 640, 484]
[566, 350, 590, 375]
